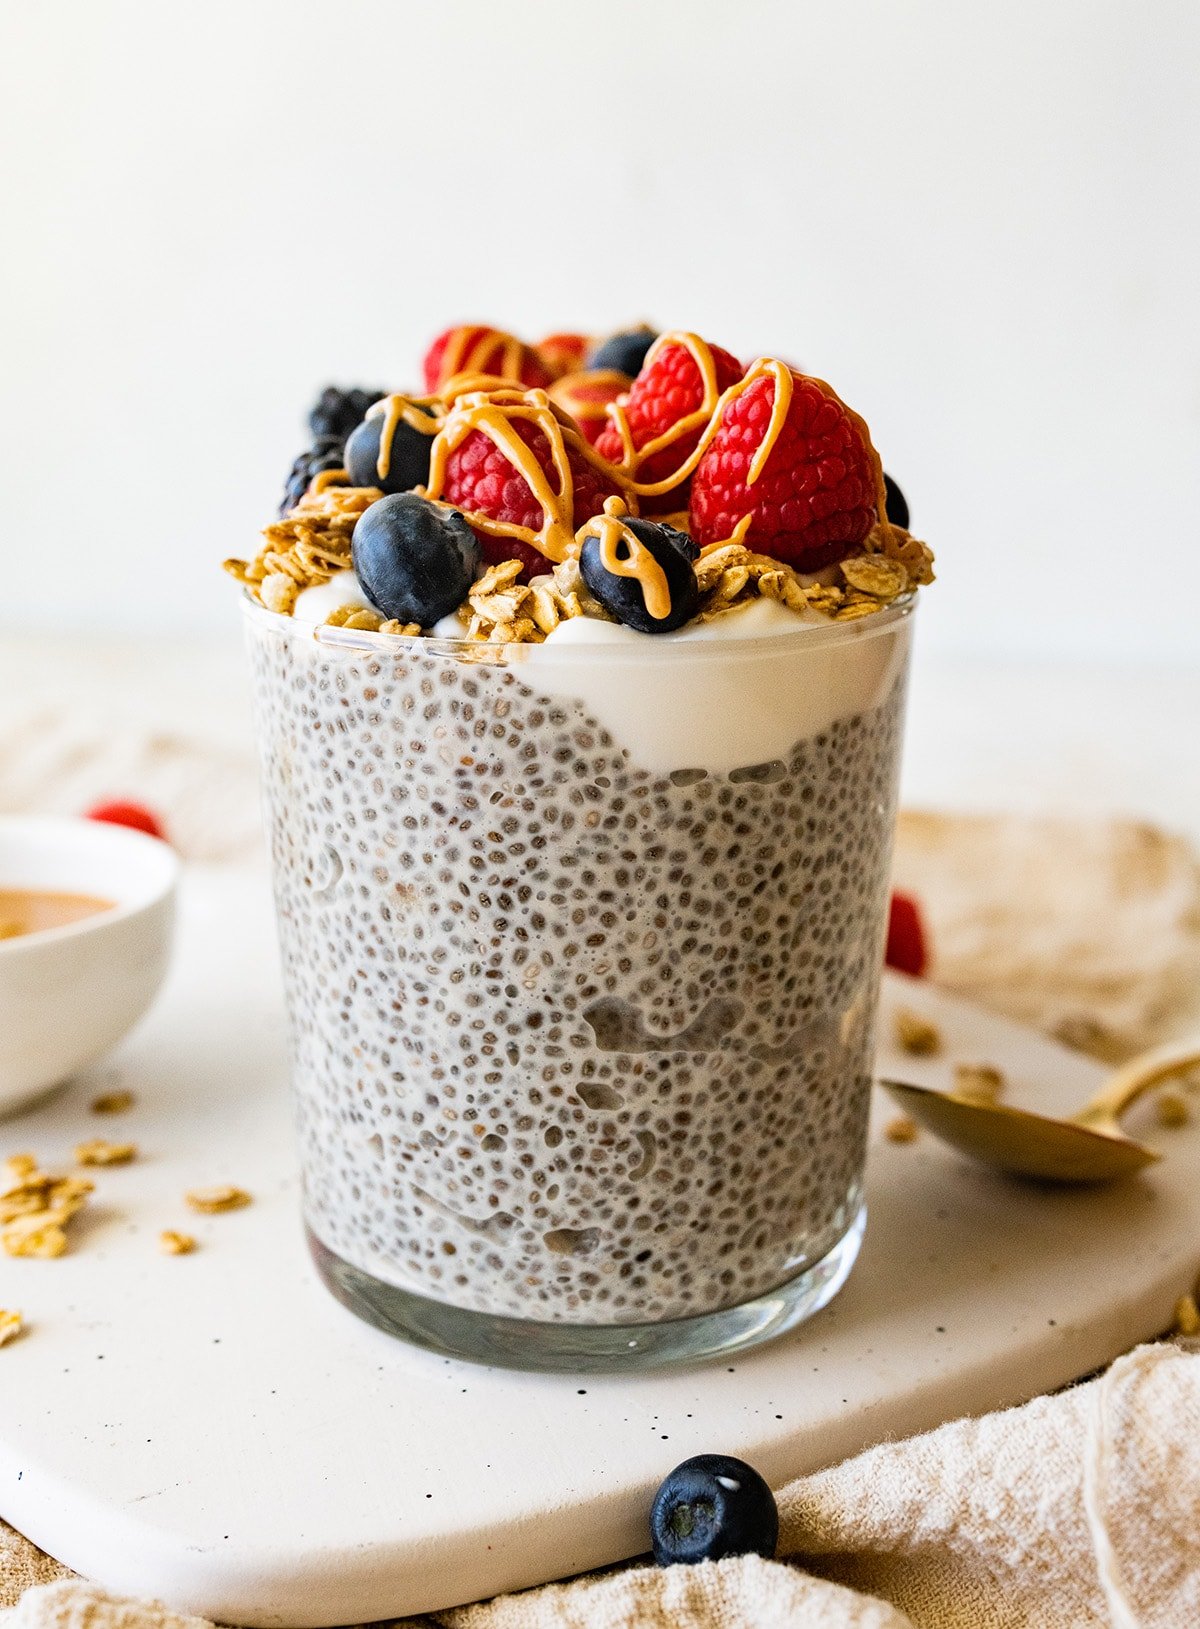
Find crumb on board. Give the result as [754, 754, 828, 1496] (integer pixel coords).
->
[90, 1090, 135, 1115]
[2, 1154, 38, 1186]
[75, 1139, 137, 1167]
[884, 1115, 919, 1144]
[1156, 1091, 1191, 1129]
[893, 1007, 942, 1057]
[2, 1217, 69, 1259]
[159, 1229, 197, 1256]
[184, 1185, 252, 1215]
[2, 1156, 93, 1258]
[953, 1063, 1005, 1105]
[0, 1309, 25, 1347]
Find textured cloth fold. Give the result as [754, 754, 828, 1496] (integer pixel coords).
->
[4, 1341, 1197, 1629]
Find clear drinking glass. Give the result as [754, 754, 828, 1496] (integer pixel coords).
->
[243, 596, 915, 1370]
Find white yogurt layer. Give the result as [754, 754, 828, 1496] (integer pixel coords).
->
[293, 571, 373, 626]
[296, 574, 913, 776]
[514, 597, 913, 775]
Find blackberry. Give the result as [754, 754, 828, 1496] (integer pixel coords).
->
[280, 436, 346, 516]
[309, 386, 388, 444]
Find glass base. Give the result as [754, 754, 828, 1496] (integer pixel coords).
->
[306, 1203, 866, 1373]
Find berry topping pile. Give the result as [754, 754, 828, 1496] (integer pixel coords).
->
[227, 321, 933, 641]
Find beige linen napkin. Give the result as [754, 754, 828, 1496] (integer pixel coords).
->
[893, 811, 1200, 1061]
[3, 1339, 1197, 1629]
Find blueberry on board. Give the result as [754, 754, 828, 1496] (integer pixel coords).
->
[650, 1454, 778, 1566]
[352, 494, 481, 627]
[588, 328, 658, 377]
[883, 472, 909, 530]
[345, 404, 435, 495]
[579, 517, 699, 634]
[309, 385, 388, 444]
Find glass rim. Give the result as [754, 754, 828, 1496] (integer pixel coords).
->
[240, 589, 916, 664]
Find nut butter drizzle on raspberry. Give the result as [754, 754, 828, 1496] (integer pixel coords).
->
[438, 328, 526, 388]
[423, 387, 632, 565]
[576, 496, 672, 621]
[548, 369, 633, 438]
[711, 359, 890, 522]
[618, 352, 891, 526]
[604, 330, 726, 497]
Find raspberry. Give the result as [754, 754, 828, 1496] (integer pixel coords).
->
[689, 367, 879, 567]
[536, 332, 591, 380]
[885, 891, 928, 977]
[423, 326, 551, 393]
[441, 413, 623, 578]
[595, 337, 742, 510]
[548, 369, 631, 447]
[85, 800, 167, 842]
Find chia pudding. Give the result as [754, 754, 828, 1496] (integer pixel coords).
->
[246, 604, 912, 1325]
[228, 321, 934, 1361]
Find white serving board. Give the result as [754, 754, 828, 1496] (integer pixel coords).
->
[1, 865, 1197, 1627]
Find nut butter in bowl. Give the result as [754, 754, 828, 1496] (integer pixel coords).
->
[0, 815, 178, 1114]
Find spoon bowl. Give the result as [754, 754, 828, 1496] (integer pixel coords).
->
[882, 1037, 1200, 1183]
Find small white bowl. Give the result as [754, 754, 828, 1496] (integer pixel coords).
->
[0, 816, 178, 1116]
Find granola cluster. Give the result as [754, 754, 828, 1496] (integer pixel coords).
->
[0, 1137, 256, 1347]
[440, 521, 932, 646]
[1, 1153, 93, 1259]
[224, 485, 380, 616]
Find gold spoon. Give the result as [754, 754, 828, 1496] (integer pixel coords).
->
[881, 1037, 1200, 1183]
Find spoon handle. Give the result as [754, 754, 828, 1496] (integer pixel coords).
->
[1075, 1037, 1200, 1130]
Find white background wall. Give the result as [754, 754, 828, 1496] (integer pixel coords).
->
[1, 0, 1197, 666]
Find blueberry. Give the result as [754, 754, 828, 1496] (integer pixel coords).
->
[883, 472, 909, 530]
[579, 517, 699, 634]
[588, 328, 657, 377]
[650, 1454, 778, 1566]
[352, 494, 481, 627]
[345, 403, 435, 495]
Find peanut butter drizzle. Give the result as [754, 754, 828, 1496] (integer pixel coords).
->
[608, 352, 889, 523]
[438, 328, 527, 389]
[423, 388, 578, 563]
[439, 371, 526, 400]
[604, 330, 727, 497]
[367, 393, 442, 480]
[421, 386, 644, 566]
[576, 496, 672, 621]
[310, 467, 349, 494]
[548, 368, 633, 423]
